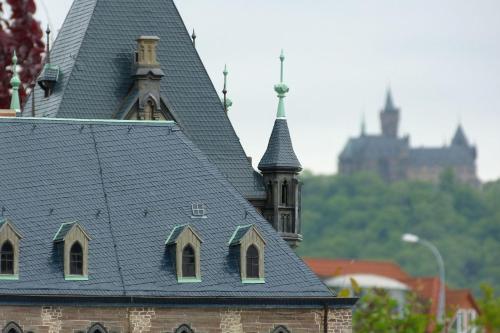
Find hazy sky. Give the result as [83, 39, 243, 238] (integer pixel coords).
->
[37, 0, 500, 181]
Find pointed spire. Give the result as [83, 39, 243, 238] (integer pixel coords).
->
[361, 113, 366, 136]
[384, 88, 396, 112]
[451, 124, 469, 147]
[10, 51, 21, 113]
[46, 25, 51, 64]
[191, 29, 197, 48]
[222, 64, 232, 112]
[274, 49, 289, 119]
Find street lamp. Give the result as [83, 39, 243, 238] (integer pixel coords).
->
[402, 233, 445, 324]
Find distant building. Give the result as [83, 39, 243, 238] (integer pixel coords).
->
[304, 258, 480, 333]
[338, 90, 479, 185]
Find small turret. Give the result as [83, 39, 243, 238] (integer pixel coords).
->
[258, 51, 302, 248]
[380, 88, 400, 138]
[37, 26, 60, 98]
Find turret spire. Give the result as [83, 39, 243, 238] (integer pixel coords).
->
[10, 51, 21, 113]
[361, 113, 366, 136]
[191, 29, 197, 48]
[46, 25, 51, 64]
[222, 64, 232, 112]
[274, 50, 289, 119]
[385, 88, 396, 112]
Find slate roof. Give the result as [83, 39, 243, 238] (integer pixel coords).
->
[258, 119, 302, 171]
[339, 135, 410, 160]
[0, 118, 331, 299]
[409, 146, 475, 167]
[53, 222, 77, 242]
[24, 0, 265, 200]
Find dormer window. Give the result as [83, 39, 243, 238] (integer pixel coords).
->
[165, 225, 202, 283]
[246, 245, 259, 278]
[1, 241, 14, 275]
[228, 225, 266, 283]
[182, 245, 196, 278]
[70, 242, 84, 275]
[0, 218, 22, 280]
[53, 222, 91, 280]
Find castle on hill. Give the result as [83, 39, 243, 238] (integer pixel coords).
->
[338, 90, 479, 186]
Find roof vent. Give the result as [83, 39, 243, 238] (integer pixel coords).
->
[191, 203, 207, 219]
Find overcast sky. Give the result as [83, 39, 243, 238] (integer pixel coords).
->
[37, 0, 500, 181]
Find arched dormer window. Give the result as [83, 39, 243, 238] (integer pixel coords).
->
[228, 225, 265, 283]
[88, 323, 107, 333]
[281, 181, 288, 206]
[175, 324, 194, 333]
[182, 244, 196, 278]
[3, 322, 23, 333]
[0, 241, 14, 275]
[70, 242, 83, 275]
[53, 222, 91, 280]
[0, 218, 22, 279]
[165, 225, 202, 283]
[246, 245, 259, 278]
[272, 325, 291, 333]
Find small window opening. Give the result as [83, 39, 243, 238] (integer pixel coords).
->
[0, 241, 14, 274]
[175, 324, 194, 333]
[281, 181, 288, 206]
[267, 181, 273, 203]
[182, 245, 196, 277]
[246, 245, 259, 278]
[3, 322, 23, 333]
[191, 203, 206, 218]
[70, 242, 84, 275]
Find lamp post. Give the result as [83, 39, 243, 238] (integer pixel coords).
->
[402, 233, 445, 324]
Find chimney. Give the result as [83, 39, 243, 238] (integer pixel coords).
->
[136, 36, 161, 67]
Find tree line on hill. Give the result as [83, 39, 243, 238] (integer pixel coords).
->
[297, 169, 500, 296]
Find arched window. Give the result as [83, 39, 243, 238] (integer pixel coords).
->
[182, 245, 196, 278]
[175, 324, 194, 333]
[69, 242, 84, 275]
[0, 241, 14, 275]
[281, 181, 288, 206]
[3, 322, 23, 333]
[246, 245, 259, 278]
[267, 181, 273, 203]
[88, 323, 107, 333]
[272, 325, 291, 333]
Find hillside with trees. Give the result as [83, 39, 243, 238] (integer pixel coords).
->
[297, 170, 500, 294]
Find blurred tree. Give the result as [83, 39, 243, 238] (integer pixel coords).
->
[353, 289, 442, 333]
[476, 284, 500, 332]
[0, 0, 44, 108]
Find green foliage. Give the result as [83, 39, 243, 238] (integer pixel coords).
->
[353, 289, 440, 333]
[476, 284, 500, 332]
[297, 171, 500, 294]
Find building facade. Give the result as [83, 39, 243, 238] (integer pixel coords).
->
[0, 0, 356, 332]
[338, 91, 479, 185]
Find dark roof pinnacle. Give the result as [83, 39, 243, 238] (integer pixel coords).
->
[451, 124, 469, 146]
[384, 88, 397, 112]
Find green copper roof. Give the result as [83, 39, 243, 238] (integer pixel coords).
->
[10, 51, 21, 112]
[274, 50, 289, 119]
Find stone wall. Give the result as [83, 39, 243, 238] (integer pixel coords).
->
[0, 305, 352, 333]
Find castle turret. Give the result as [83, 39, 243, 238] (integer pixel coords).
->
[380, 89, 400, 138]
[258, 51, 302, 248]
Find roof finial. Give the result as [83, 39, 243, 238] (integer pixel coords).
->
[222, 64, 232, 112]
[274, 49, 289, 119]
[361, 113, 366, 136]
[46, 25, 51, 64]
[10, 51, 21, 113]
[191, 29, 197, 48]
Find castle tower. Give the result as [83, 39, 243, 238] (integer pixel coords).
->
[258, 51, 302, 248]
[380, 89, 400, 138]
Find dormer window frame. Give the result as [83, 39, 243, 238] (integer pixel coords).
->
[228, 225, 266, 284]
[53, 222, 91, 281]
[0, 218, 22, 280]
[165, 225, 202, 283]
